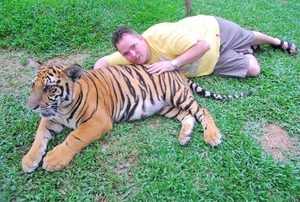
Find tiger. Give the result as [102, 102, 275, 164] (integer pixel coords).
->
[22, 59, 252, 172]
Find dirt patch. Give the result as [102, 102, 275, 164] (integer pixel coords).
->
[0, 51, 31, 95]
[259, 124, 299, 160]
[0, 51, 89, 71]
[99, 138, 139, 175]
[0, 51, 25, 71]
[45, 53, 90, 66]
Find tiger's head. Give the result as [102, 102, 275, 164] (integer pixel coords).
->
[27, 59, 83, 119]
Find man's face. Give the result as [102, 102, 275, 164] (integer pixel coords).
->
[116, 34, 150, 64]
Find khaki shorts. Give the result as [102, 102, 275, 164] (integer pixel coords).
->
[213, 17, 256, 78]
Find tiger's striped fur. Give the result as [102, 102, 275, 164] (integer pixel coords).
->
[22, 60, 251, 172]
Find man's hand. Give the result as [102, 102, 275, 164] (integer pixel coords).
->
[147, 61, 176, 75]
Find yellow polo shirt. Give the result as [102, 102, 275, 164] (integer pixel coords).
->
[106, 15, 220, 77]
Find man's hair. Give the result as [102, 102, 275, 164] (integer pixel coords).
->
[112, 26, 140, 49]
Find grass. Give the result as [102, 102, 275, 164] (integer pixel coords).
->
[1, 0, 300, 201]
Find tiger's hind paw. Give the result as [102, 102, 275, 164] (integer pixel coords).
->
[178, 131, 192, 146]
[178, 115, 195, 146]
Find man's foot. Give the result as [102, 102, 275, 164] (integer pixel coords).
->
[272, 39, 298, 54]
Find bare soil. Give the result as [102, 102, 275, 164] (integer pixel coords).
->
[261, 124, 299, 160]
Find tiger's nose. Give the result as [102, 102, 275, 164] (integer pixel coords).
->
[28, 104, 39, 110]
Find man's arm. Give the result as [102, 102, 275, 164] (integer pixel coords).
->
[147, 37, 210, 74]
[175, 37, 210, 67]
[93, 57, 109, 69]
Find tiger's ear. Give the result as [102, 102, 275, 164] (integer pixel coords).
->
[28, 58, 44, 71]
[64, 64, 84, 83]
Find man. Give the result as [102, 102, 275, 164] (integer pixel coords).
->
[94, 15, 298, 78]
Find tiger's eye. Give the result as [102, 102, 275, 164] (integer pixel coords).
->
[44, 85, 54, 92]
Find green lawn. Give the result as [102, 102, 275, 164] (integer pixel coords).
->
[1, 0, 299, 201]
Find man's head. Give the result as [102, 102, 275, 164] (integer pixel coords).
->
[112, 26, 151, 64]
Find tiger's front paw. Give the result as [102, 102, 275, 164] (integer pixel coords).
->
[204, 124, 222, 147]
[42, 144, 74, 172]
[22, 151, 44, 173]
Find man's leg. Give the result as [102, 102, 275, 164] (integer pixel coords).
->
[251, 31, 297, 53]
[245, 54, 260, 77]
[214, 49, 261, 78]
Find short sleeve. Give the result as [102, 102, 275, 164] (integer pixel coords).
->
[106, 52, 131, 65]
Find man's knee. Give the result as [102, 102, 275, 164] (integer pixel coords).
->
[247, 66, 260, 76]
[246, 54, 260, 77]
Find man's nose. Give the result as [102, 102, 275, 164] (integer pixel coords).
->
[129, 50, 136, 57]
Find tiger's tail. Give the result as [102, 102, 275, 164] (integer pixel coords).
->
[187, 79, 253, 100]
